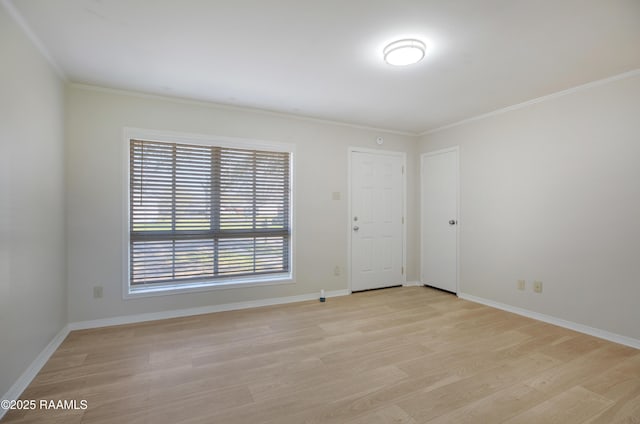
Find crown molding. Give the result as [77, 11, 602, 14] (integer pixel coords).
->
[69, 83, 416, 137]
[419, 68, 640, 137]
[1, 0, 67, 81]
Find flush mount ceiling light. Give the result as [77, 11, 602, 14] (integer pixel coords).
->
[383, 39, 426, 66]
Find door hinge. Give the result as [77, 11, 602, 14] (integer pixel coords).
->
[402, 216, 405, 224]
[401, 266, 404, 275]
[402, 165, 405, 175]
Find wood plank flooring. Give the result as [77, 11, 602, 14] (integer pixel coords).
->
[2, 286, 640, 423]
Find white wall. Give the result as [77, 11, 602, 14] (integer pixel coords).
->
[419, 72, 640, 340]
[65, 85, 419, 322]
[0, 6, 66, 397]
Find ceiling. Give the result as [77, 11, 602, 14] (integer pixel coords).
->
[9, 0, 640, 134]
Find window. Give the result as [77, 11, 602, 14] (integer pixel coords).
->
[127, 135, 292, 294]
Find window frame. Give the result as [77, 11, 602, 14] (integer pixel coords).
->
[122, 128, 295, 299]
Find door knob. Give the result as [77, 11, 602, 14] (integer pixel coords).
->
[449, 220, 457, 225]
[353, 225, 359, 231]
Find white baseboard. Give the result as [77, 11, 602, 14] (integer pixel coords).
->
[458, 292, 640, 350]
[5, 288, 637, 422]
[403, 281, 422, 287]
[69, 289, 351, 331]
[1, 325, 70, 419]
[1, 289, 351, 419]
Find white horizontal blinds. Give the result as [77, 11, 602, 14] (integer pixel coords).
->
[130, 139, 290, 286]
[217, 148, 290, 275]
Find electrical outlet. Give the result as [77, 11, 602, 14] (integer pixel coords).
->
[533, 281, 543, 293]
[517, 280, 525, 291]
[93, 286, 103, 299]
[334, 266, 341, 276]
[331, 191, 341, 200]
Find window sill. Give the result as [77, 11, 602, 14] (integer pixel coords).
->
[124, 274, 294, 299]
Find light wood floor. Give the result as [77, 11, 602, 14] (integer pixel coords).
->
[3, 286, 640, 423]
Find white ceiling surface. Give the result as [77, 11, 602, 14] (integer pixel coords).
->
[10, 0, 640, 134]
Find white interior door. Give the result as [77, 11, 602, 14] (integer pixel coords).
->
[421, 148, 458, 293]
[350, 151, 404, 292]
